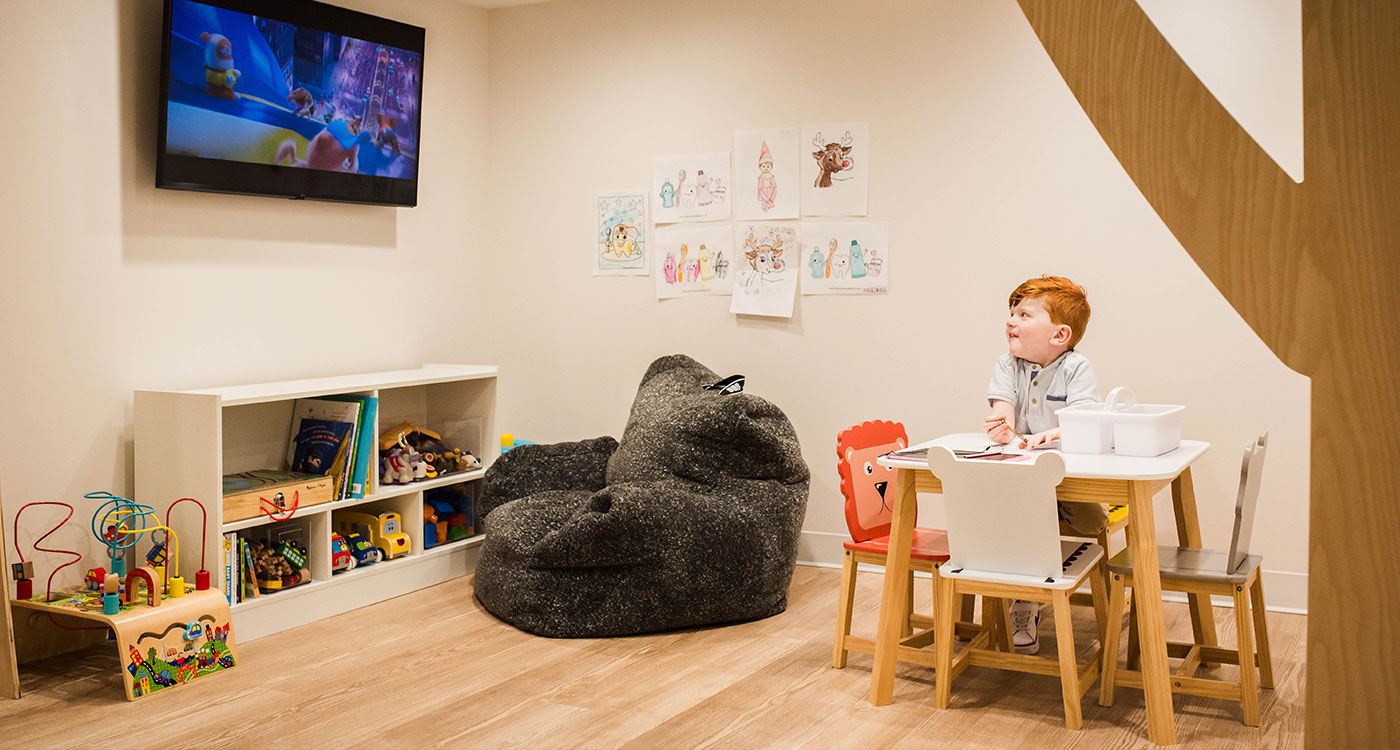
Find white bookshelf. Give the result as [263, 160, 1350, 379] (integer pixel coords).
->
[135, 365, 497, 641]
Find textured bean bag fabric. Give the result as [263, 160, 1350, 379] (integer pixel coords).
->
[473, 354, 811, 637]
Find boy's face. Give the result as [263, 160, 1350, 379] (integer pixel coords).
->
[1006, 296, 1071, 365]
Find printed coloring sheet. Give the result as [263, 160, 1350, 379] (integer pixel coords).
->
[801, 122, 869, 216]
[729, 223, 798, 318]
[653, 152, 732, 224]
[733, 128, 799, 220]
[800, 222, 889, 294]
[654, 225, 735, 299]
[595, 189, 649, 275]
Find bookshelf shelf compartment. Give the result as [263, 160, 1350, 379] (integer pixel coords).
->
[136, 365, 496, 641]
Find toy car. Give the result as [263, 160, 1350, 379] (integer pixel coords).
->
[330, 533, 357, 572]
[340, 530, 382, 566]
[336, 511, 410, 561]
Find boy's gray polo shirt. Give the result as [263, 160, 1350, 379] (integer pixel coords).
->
[986, 350, 1101, 435]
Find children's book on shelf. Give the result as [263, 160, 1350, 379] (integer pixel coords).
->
[222, 532, 235, 605]
[319, 394, 378, 499]
[222, 469, 335, 522]
[287, 398, 361, 500]
[241, 537, 259, 602]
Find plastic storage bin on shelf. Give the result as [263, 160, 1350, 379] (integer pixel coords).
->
[1057, 387, 1185, 457]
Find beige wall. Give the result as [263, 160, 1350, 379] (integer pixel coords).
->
[0, 0, 488, 581]
[0, 0, 1312, 610]
[481, 0, 1312, 608]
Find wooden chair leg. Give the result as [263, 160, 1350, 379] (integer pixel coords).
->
[1088, 558, 1108, 640]
[1094, 529, 1112, 631]
[960, 593, 976, 630]
[1234, 583, 1260, 726]
[1249, 574, 1275, 690]
[1100, 571, 1126, 707]
[933, 575, 959, 710]
[1051, 589, 1083, 730]
[983, 597, 1010, 652]
[902, 570, 916, 638]
[1127, 587, 1141, 670]
[832, 550, 859, 668]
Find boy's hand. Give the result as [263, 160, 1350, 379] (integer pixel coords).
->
[1021, 428, 1061, 449]
[984, 416, 1013, 444]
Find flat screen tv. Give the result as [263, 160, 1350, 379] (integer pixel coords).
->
[157, 0, 425, 206]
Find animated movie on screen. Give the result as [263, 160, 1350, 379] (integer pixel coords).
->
[164, 0, 422, 180]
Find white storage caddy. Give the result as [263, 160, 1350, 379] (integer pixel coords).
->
[1057, 386, 1185, 457]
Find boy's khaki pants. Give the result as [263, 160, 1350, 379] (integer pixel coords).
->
[1057, 500, 1109, 537]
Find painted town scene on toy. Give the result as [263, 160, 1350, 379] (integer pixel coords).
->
[126, 618, 237, 699]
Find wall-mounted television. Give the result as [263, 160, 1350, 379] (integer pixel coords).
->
[157, 0, 425, 206]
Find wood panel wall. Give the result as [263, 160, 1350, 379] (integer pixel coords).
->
[1014, 1, 1400, 746]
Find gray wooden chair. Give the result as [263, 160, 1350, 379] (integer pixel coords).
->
[1100, 432, 1275, 726]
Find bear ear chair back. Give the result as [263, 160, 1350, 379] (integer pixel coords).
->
[702, 374, 746, 395]
[1, 481, 20, 699]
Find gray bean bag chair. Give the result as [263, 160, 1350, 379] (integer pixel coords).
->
[473, 354, 810, 637]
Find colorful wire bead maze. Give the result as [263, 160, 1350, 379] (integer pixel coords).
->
[7, 492, 238, 700]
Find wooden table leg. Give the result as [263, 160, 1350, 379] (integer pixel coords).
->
[1128, 479, 1177, 745]
[869, 467, 919, 706]
[1171, 468, 1219, 657]
[0, 490, 20, 700]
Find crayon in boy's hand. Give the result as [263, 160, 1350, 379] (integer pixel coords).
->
[999, 417, 1029, 446]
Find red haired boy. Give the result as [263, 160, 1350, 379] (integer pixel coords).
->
[984, 275, 1105, 652]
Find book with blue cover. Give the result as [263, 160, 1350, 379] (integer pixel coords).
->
[287, 398, 361, 500]
[320, 394, 378, 499]
[288, 417, 353, 498]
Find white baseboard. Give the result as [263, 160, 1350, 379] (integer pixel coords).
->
[798, 530, 1308, 614]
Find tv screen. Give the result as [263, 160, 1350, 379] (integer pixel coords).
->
[157, 0, 425, 206]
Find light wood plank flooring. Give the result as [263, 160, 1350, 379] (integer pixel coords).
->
[0, 565, 1304, 748]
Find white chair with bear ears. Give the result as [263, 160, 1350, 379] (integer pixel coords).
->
[1100, 432, 1274, 726]
[927, 446, 1108, 731]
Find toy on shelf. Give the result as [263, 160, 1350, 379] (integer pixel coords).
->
[425, 486, 476, 543]
[330, 533, 356, 572]
[423, 504, 441, 549]
[341, 531, 381, 567]
[248, 539, 310, 593]
[6, 492, 238, 701]
[258, 490, 299, 522]
[334, 511, 410, 560]
[378, 421, 481, 486]
[11, 502, 83, 602]
[500, 433, 536, 453]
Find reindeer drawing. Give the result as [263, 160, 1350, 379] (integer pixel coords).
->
[811, 131, 854, 188]
[742, 232, 786, 289]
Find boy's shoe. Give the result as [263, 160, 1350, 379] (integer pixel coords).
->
[1008, 599, 1040, 655]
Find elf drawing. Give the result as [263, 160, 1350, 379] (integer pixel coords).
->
[756, 142, 777, 212]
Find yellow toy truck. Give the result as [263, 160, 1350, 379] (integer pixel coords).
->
[333, 510, 411, 561]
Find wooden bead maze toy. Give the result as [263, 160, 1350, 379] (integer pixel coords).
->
[6, 492, 237, 700]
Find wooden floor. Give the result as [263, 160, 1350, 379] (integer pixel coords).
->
[0, 565, 1305, 749]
